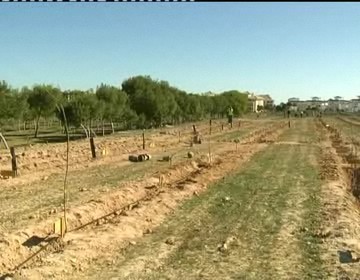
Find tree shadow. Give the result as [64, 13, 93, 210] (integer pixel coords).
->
[22, 235, 46, 248]
[37, 135, 84, 144]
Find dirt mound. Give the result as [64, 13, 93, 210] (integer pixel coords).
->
[0, 157, 209, 274]
[350, 168, 360, 199]
[319, 148, 339, 180]
[0, 120, 252, 186]
[319, 118, 360, 197]
[316, 118, 360, 279]
[241, 122, 287, 144]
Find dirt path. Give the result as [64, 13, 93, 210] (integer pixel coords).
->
[66, 119, 328, 280]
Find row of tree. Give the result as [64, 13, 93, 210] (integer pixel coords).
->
[0, 76, 249, 137]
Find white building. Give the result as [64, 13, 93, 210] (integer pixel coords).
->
[248, 93, 265, 112]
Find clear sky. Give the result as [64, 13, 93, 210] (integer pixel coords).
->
[1, 3, 360, 104]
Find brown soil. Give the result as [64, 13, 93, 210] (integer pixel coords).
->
[0, 119, 259, 188]
[316, 118, 360, 279]
[0, 120, 287, 279]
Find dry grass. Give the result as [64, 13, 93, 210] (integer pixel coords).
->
[74, 119, 328, 280]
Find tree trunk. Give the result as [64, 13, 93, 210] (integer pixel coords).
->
[34, 114, 41, 138]
[89, 119, 93, 137]
[111, 120, 114, 134]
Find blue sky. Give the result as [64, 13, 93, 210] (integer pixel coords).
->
[1, 3, 360, 103]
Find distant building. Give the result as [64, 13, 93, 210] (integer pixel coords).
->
[349, 99, 360, 112]
[259, 94, 274, 108]
[202, 91, 216, 97]
[339, 100, 352, 111]
[328, 99, 343, 112]
[247, 93, 265, 112]
[286, 97, 358, 113]
[288, 97, 300, 103]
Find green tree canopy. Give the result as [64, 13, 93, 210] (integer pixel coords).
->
[27, 84, 61, 137]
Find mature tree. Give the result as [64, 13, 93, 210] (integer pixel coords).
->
[122, 76, 157, 126]
[275, 102, 286, 112]
[122, 76, 178, 127]
[212, 94, 229, 118]
[96, 84, 128, 120]
[172, 90, 187, 123]
[56, 90, 102, 137]
[9, 90, 29, 124]
[27, 85, 61, 137]
[182, 94, 203, 121]
[155, 81, 178, 125]
[199, 95, 214, 118]
[0, 81, 12, 125]
[120, 108, 139, 129]
[0, 76, 265, 138]
[0, 81, 24, 125]
[221, 90, 248, 116]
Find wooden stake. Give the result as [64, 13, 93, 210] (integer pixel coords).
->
[178, 131, 181, 143]
[159, 174, 163, 187]
[10, 147, 17, 177]
[288, 120, 291, 128]
[90, 137, 96, 158]
[142, 130, 146, 150]
[209, 119, 212, 164]
[192, 125, 197, 134]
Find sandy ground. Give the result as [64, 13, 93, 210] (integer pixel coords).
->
[2, 116, 360, 279]
[0, 118, 284, 278]
[315, 118, 360, 279]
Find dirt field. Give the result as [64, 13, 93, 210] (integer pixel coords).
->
[1, 116, 360, 279]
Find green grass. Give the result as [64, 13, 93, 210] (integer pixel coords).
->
[298, 177, 326, 279]
[278, 118, 318, 143]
